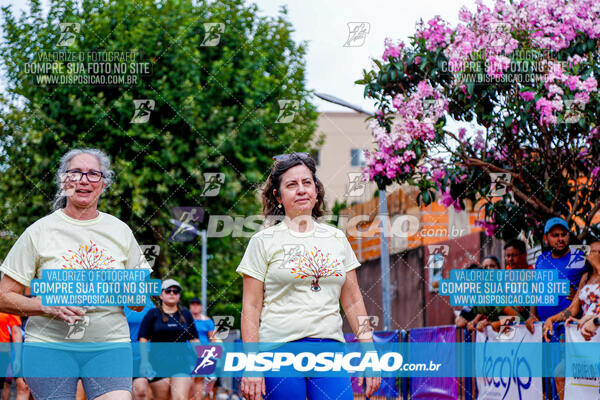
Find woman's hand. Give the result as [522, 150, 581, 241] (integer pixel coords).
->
[525, 315, 539, 334]
[139, 359, 155, 379]
[476, 320, 489, 332]
[241, 377, 265, 400]
[581, 318, 599, 341]
[358, 376, 381, 398]
[542, 319, 553, 342]
[40, 304, 85, 323]
[565, 316, 579, 326]
[576, 314, 595, 330]
[466, 320, 476, 332]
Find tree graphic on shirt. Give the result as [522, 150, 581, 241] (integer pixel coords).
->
[62, 240, 116, 269]
[289, 247, 342, 292]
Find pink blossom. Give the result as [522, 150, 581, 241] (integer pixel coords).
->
[440, 189, 463, 212]
[474, 130, 485, 152]
[455, 174, 468, 184]
[547, 84, 564, 97]
[459, 7, 472, 22]
[417, 80, 434, 98]
[574, 91, 590, 105]
[403, 150, 416, 162]
[565, 75, 580, 91]
[519, 91, 536, 101]
[382, 38, 404, 61]
[486, 55, 511, 79]
[475, 219, 497, 236]
[536, 97, 560, 125]
[432, 169, 446, 183]
[582, 76, 597, 92]
[416, 16, 453, 51]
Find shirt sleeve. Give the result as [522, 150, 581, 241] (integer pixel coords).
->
[342, 235, 361, 272]
[138, 307, 156, 340]
[236, 236, 268, 282]
[8, 315, 21, 328]
[125, 229, 152, 271]
[0, 229, 39, 286]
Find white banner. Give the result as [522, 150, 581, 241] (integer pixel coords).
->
[476, 324, 543, 400]
[565, 323, 600, 399]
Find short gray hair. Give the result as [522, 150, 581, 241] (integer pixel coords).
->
[52, 148, 115, 211]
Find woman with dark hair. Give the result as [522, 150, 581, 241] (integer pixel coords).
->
[237, 153, 380, 400]
[481, 255, 501, 270]
[138, 279, 199, 400]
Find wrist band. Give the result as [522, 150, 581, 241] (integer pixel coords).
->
[593, 316, 600, 327]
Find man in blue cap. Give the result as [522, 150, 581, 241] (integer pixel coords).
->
[526, 217, 587, 332]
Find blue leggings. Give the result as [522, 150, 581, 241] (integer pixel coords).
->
[264, 338, 353, 400]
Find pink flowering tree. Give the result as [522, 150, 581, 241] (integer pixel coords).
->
[358, 0, 600, 241]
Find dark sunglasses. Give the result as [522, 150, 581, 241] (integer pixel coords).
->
[272, 152, 311, 164]
[163, 288, 181, 294]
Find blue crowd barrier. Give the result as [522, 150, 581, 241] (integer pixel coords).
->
[0, 323, 574, 399]
[343, 322, 568, 400]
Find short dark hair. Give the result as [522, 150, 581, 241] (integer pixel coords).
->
[504, 239, 527, 254]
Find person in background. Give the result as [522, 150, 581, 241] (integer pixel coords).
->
[481, 256, 501, 270]
[504, 239, 534, 270]
[525, 218, 587, 400]
[575, 242, 600, 341]
[189, 298, 215, 345]
[540, 239, 600, 400]
[0, 312, 29, 400]
[455, 263, 480, 328]
[188, 298, 217, 400]
[139, 279, 199, 400]
[125, 298, 156, 400]
[464, 255, 529, 332]
[526, 218, 587, 332]
[543, 240, 600, 340]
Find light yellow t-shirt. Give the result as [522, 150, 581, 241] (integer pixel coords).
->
[0, 209, 151, 343]
[236, 221, 360, 343]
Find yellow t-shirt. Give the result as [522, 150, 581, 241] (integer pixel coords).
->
[236, 221, 360, 343]
[0, 209, 151, 343]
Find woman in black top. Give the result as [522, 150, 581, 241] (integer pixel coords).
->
[139, 279, 199, 400]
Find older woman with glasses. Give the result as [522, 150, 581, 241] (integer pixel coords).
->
[0, 148, 152, 400]
[237, 153, 380, 400]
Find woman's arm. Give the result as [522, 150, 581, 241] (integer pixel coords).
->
[0, 275, 83, 322]
[542, 277, 585, 341]
[240, 275, 265, 400]
[340, 270, 381, 397]
[548, 272, 587, 325]
[240, 275, 264, 342]
[340, 270, 371, 341]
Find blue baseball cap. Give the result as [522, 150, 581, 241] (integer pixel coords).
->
[544, 217, 569, 234]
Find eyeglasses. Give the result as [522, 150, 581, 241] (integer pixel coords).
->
[163, 288, 181, 294]
[272, 152, 311, 164]
[63, 169, 104, 183]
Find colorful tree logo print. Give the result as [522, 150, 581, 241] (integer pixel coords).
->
[289, 247, 343, 292]
[62, 240, 116, 269]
